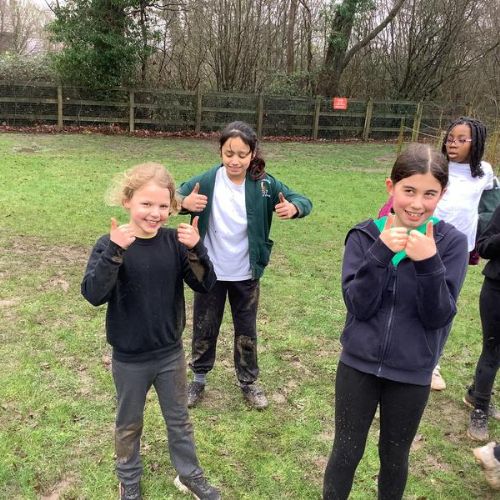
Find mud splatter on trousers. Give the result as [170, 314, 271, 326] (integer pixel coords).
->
[112, 349, 203, 485]
[190, 279, 260, 383]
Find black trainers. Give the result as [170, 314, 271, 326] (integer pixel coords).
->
[463, 390, 500, 420]
[240, 382, 268, 410]
[174, 474, 221, 499]
[468, 409, 489, 441]
[119, 482, 141, 500]
[187, 381, 205, 408]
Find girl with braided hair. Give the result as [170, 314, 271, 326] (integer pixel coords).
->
[430, 117, 494, 391]
[434, 116, 493, 254]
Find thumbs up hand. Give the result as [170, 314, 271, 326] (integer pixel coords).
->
[379, 214, 408, 253]
[275, 192, 298, 219]
[181, 182, 208, 212]
[177, 216, 200, 249]
[109, 218, 136, 249]
[405, 221, 436, 261]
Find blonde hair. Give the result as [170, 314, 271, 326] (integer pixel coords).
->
[106, 162, 179, 214]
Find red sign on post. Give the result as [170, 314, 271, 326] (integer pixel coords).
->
[332, 97, 348, 110]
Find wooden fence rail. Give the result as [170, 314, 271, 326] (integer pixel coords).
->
[0, 82, 494, 142]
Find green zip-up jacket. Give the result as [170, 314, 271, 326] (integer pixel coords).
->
[177, 164, 312, 279]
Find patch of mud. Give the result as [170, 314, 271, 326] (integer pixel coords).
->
[411, 433, 425, 451]
[269, 379, 300, 406]
[375, 153, 397, 164]
[1, 235, 89, 269]
[102, 353, 112, 371]
[0, 298, 21, 338]
[347, 167, 388, 174]
[37, 275, 71, 293]
[40, 476, 74, 499]
[271, 393, 287, 404]
[280, 352, 312, 375]
[0, 298, 20, 308]
[420, 452, 452, 473]
[425, 394, 469, 443]
[190, 385, 234, 411]
[13, 144, 43, 154]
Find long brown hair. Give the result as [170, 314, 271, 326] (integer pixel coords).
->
[219, 121, 266, 180]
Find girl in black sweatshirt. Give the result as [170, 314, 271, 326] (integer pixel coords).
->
[82, 163, 220, 500]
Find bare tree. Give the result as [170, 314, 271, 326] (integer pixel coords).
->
[318, 0, 406, 96]
[286, 0, 298, 74]
[0, 0, 49, 54]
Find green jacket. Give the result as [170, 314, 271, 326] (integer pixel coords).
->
[177, 165, 312, 279]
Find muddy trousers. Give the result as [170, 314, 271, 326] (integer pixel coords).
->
[470, 278, 500, 412]
[112, 349, 203, 486]
[323, 362, 430, 500]
[190, 279, 260, 384]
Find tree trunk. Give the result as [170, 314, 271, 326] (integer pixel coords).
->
[286, 0, 298, 74]
[319, 0, 406, 96]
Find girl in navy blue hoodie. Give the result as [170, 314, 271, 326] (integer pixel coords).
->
[323, 144, 468, 500]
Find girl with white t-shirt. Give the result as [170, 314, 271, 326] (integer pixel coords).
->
[177, 121, 312, 410]
[431, 117, 494, 391]
[434, 117, 494, 256]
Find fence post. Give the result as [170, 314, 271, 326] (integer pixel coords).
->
[312, 96, 321, 140]
[411, 102, 423, 141]
[57, 85, 63, 130]
[396, 117, 405, 154]
[362, 99, 373, 141]
[129, 90, 135, 133]
[256, 93, 264, 139]
[436, 130, 446, 149]
[195, 89, 202, 133]
[438, 109, 443, 133]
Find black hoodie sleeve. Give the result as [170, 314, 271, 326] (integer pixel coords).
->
[413, 227, 468, 330]
[342, 229, 395, 321]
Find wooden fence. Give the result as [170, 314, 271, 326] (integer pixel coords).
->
[0, 82, 496, 143]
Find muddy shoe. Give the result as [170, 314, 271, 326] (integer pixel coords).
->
[473, 442, 500, 490]
[468, 409, 489, 441]
[463, 390, 500, 420]
[187, 381, 205, 408]
[119, 482, 141, 500]
[240, 382, 268, 410]
[431, 366, 446, 391]
[174, 474, 221, 499]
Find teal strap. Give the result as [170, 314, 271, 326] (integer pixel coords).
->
[373, 216, 439, 266]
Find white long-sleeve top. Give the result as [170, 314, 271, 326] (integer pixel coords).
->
[434, 161, 494, 251]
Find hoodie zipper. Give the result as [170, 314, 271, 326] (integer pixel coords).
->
[378, 268, 397, 376]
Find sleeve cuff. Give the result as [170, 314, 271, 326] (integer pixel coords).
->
[369, 238, 396, 266]
[413, 253, 443, 275]
[190, 240, 208, 256]
[105, 240, 126, 262]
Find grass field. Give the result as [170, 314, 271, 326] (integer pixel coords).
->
[0, 132, 498, 499]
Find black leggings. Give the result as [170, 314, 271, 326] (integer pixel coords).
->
[323, 362, 430, 500]
[471, 278, 500, 411]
